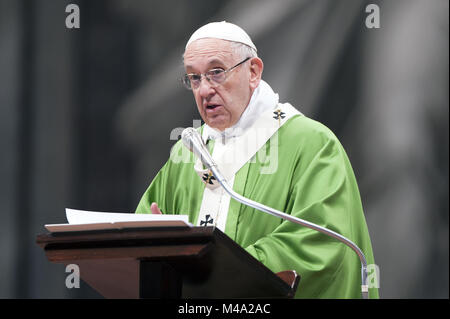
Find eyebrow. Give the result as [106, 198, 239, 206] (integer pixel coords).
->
[206, 58, 227, 68]
[185, 58, 228, 73]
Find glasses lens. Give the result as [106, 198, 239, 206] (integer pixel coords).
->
[182, 69, 226, 90]
[182, 75, 192, 90]
[189, 74, 203, 89]
[207, 69, 225, 85]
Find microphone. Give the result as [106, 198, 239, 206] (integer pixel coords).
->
[181, 127, 215, 169]
[181, 127, 370, 299]
[181, 127, 226, 183]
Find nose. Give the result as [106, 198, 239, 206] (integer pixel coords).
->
[197, 75, 215, 98]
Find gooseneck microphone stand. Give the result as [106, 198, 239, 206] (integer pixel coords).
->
[182, 128, 369, 299]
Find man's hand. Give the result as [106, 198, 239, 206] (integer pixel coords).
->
[150, 202, 163, 214]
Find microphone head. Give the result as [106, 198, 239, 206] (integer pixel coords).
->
[181, 127, 217, 170]
[181, 127, 226, 184]
[181, 127, 198, 151]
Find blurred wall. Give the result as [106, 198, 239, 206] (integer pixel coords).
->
[0, 0, 447, 298]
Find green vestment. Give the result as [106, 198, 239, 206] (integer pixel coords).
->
[136, 114, 379, 299]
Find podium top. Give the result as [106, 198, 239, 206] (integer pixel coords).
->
[37, 226, 299, 298]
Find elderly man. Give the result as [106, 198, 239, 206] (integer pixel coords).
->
[136, 21, 378, 298]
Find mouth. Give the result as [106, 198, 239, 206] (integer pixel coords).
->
[206, 104, 221, 110]
[205, 104, 223, 114]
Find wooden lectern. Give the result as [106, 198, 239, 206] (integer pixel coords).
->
[36, 226, 300, 298]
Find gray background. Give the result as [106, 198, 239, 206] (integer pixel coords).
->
[0, 0, 448, 298]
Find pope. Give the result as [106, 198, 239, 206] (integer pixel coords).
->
[135, 21, 379, 299]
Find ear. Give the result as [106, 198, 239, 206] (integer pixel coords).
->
[249, 57, 264, 90]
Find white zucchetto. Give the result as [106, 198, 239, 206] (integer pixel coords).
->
[185, 21, 257, 52]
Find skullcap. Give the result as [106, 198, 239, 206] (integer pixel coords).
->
[186, 21, 257, 52]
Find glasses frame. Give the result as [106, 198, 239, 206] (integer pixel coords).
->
[182, 57, 252, 90]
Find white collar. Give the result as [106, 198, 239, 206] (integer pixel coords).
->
[203, 80, 279, 143]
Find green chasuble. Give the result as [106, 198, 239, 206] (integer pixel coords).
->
[136, 114, 379, 299]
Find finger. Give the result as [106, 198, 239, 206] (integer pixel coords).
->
[150, 202, 162, 214]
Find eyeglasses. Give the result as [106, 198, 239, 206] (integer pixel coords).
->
[182, 57, 251, 90]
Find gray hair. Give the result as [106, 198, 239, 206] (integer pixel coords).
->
[182, 40, 258, 62]
[230, 41, 258, 60]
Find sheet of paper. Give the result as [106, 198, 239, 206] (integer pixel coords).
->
[44, 208, 192, 233]
[65, 208, 190, 224]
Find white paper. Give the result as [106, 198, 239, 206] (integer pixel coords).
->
[44, 208, 192, 233]
[65, 208, 190, 224]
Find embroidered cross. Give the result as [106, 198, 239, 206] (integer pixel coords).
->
[200, 214, 214, 226]
[202, 171, 216, 185]
[273, 109, 286, 126]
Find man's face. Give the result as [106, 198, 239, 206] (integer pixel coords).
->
[183, 38, 256, 131]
